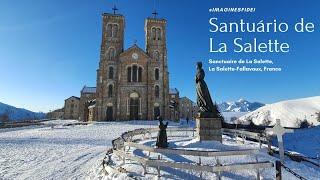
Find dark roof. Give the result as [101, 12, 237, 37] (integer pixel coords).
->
[65, 96, 80, 101]
[169, 88, 179, 94]
[81, 86, 96, 94]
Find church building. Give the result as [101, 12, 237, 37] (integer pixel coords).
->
[82, 9, 171, 121]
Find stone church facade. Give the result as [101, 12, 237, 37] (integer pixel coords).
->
[92, 12, 170, 121]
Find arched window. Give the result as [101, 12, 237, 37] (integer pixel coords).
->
[108, 67, 114, 79]
[108, 84, 113, 98]
[127, 67, 132, 82]
[155, 85, 160, 98]
[112, 24, 118, 37]
[138, 67, 142, 82]
[127, 65, 142, 83]
[132, 65, 138, 82]
[156, 28, 162, 40]
[152, 27, 156, 40]
[107, 24, 112, 37]
[155, 68, 159, 80]
[154, 103, 160, 119]
[153, 51, 160, 61]
[108, 48, 116, 60]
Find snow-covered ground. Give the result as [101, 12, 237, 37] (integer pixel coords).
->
[0, 120, 163, 180]
[239, 96, 320, 127]
[0, 119, 319, 180]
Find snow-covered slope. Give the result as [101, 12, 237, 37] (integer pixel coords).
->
[0, 102, 46, 122]
[218, 99, 264, 112]
[239, 96, 320, 127]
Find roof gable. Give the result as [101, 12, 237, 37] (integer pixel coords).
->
[65, 96, 80, 101]
[119, 44, 150, 59]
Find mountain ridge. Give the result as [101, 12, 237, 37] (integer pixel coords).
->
[218, 99, 265, 112]
[0, 102, 46, 122]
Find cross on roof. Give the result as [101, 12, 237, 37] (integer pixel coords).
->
[152, 10, 158, 18]
[112, 5, 118, 14]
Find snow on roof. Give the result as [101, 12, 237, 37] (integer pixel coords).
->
[81, 86, 96, 94]
[169, 88, 179, 94]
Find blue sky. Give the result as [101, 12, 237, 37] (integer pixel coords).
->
[0, 0, 319, 112]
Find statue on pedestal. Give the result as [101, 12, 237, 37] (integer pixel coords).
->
[195, 62, 221, 118]
[156, 117, 169, 148]
[195, 62, 223, 142]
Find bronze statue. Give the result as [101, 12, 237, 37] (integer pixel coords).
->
[195, 62, 220, 117]
[156, 117, 168, 148]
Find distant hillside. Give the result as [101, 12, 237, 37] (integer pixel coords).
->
[238, 96, 320, 128]
[218, 99, 265, 112]
[0, 102, 46, 122]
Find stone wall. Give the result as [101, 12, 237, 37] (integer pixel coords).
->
[64, 96, 80, 119]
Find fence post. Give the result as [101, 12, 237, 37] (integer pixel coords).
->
[157, 155, 161, 177]
[198, 157, 202, 179]
[241, 134, 246, 144]
[216, 158, 221, 180]
[276, 160, 282, 180]
[258, 135, 262, 149]
[142, 163, 147, 175]
[268, 137, 273, 155]
[255, 156, 260, 180]
[122, 146, 126, 165]
[234, 133, 239, 143]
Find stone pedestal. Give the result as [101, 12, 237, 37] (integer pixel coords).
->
[196, 115, 222, 142]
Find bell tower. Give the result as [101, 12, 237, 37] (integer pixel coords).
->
[145, 11, 170, 119]
[96, 6, 125, 121]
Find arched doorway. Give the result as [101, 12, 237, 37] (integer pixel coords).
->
[154, 103, 160, 119]
[129, 92, 139, 120]
[106, 103, 113, 121]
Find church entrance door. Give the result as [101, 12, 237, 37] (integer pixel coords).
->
[106, 106, 113, 121]
[129, 92, 140, 120]
[130, 98, 139, 120]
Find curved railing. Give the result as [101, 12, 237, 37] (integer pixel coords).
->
[103, 126, 275, 179]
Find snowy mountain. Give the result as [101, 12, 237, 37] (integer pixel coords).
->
[218, 99, 265, 112]
[238, 96, 320, 128]
[0, 102, 46, 122]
